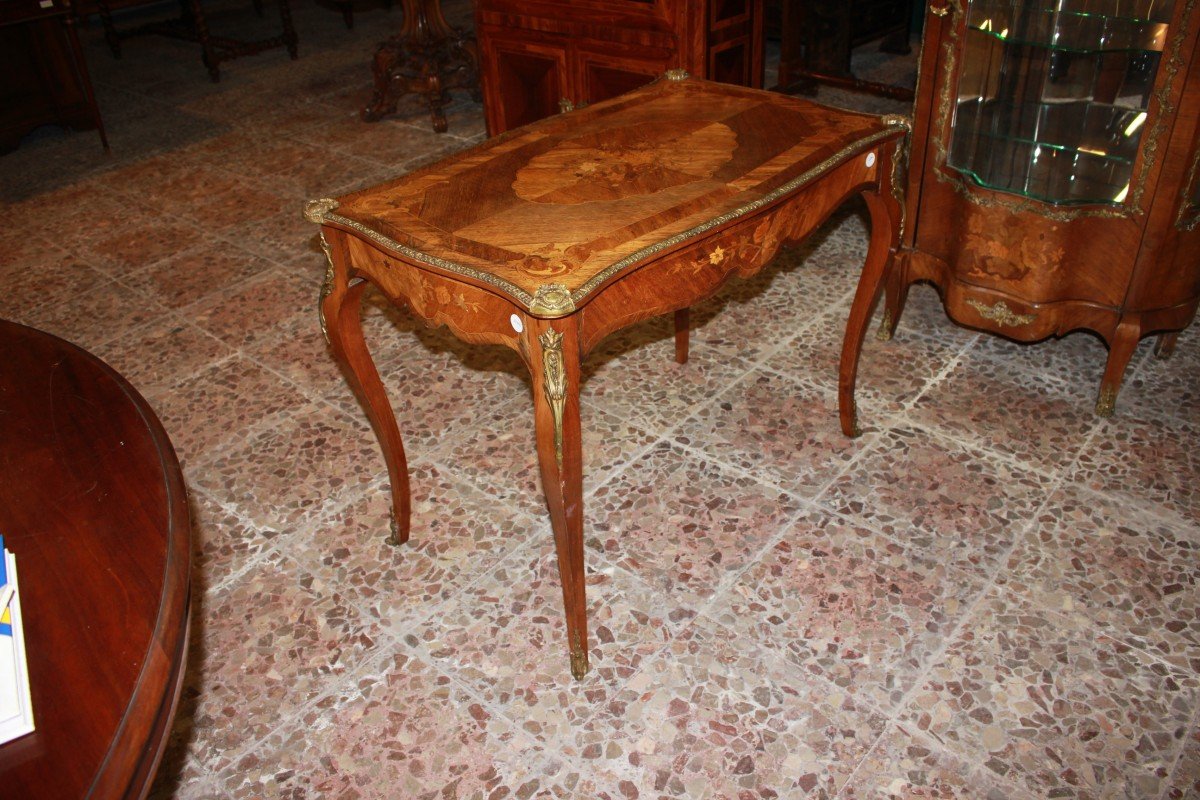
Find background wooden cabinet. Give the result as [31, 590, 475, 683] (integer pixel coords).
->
[886, 0, 1200, 415]
[475, 0, 764, 135]
[1, 0, 107, 153]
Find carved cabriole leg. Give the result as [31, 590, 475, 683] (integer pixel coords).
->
[97, 0, 122, 58]
[1154, 331, 1180, 360]
[319, 229, 413, 544]
[526, 316, 589, 680]
[1096, 319, 1141, 417]
[674, 308, 690, 364]
[876, 251, 910, 341]
[839, 187, 900, 438]
[279, 0, 299, 60]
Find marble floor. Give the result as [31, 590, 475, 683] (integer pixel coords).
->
[3, 3, 1199, 798]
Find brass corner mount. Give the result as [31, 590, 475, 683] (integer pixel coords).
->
[529, 283, 576, 317]
[304, 197, 339, 224]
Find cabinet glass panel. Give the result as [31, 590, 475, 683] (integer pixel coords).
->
[947, 0, 1176, 205]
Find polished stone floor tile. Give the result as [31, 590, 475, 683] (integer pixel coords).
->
[820, 425, 1056, 578]
[1165, 725, 1200, 800]
[289, 464, 538, 634]
[707, 508, 987, 713]
[673, 369, 878, 498]
[565, 615, 887, 799]
[1123, 328, 1200, 427]
[0, 243, 106, 320]
[1071, 413, 1200, 527]
[581, 315, 754, 435]
[841, 723, 1033, 799]
[412, 545, 694, 744]
[902, 589, 1198, 799]
[178, 549, 392, 777]
[119, 237, 276, 311]
[1003, 484, 1200, 671]
[20, 274, 168, 351]
[186, 489, 282, 593]
[587, 441, 803, 607]
[192, 402, 383, 530]
[97, 317, 235, 398]
[146, 356, 308, 466]
[767, 318, 964, 419]
[436, 397, 659, 518]
[188, 266, 317, 349]
[907, 346, 1104, 473]
[215, 649, 541, 799]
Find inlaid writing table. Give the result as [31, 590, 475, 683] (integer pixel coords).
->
[306, 73, 907, 679]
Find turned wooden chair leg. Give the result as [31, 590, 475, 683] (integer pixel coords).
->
[839, 189, 898, 438]
[674, 308, 690, 364]
[96, 0, 122, 57]
[1096, 320, 1141, 417]
[1154, 331, 1180, 360]
[527, 318, 589, 680]
[319, 232, 412, 544]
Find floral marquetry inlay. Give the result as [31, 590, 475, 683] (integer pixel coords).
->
[511, 122, 738, 205]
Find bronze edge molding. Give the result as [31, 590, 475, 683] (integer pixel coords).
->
[569, 126, 907, 303]
[302, 126, 903, 319]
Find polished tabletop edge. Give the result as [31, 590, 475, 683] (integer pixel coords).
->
[304, 121, 906, 318]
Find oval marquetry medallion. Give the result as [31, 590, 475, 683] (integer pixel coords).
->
[512, 121, 738, 204]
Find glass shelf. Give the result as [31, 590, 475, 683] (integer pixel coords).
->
[946, 0, 1175, 205]
[967, 1, 1170, 54]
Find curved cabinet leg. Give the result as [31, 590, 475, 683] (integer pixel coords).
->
[876, 253, 909, 341]
[674, 308, 690, 364]
[1154, 331, 1179, 360]
[320, 232, 412, 544]
[1096, 319, 1140, 418]
[527, 318, 589, 680]
[839, 189, 899, 438]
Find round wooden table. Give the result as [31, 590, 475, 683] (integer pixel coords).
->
[0, 320, 191, 799]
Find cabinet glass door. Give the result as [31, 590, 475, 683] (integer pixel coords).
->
[947, 0, 1175, 205]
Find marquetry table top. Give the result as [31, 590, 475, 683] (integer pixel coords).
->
[306, 73, 903, 317]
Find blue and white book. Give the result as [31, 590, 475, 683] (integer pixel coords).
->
[0, 537, 34, 744]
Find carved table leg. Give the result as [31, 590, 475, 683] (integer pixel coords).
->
[279, 0, 299, 60]
[185, 0, 221, 82]
[674, 308, 690, 364]
[361, 0, 479, 132]
[527, 318, 589, 680]
[876, 251, 910, 341]
[319, 230, 412, 544]
[97, 0, 122, 57]
[1096, 319, 1141, 417]
[1154, 331, 1180, 360]
[839, 187, 899, 438]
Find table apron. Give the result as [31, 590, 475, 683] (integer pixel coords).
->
[341, 235, 530, 362]
[578, 151, 888, 353]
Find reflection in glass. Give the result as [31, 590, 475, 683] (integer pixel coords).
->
[947, 0, 1176, 205]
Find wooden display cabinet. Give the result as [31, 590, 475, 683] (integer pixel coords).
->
[475, 0, 764, 135]
[883, 0, 1200, 415]
[1, 0, 107, 153]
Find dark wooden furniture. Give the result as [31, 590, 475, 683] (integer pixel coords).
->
[774, 0, 914, 100]
[880, 0, 1200, 416]
[474, 0, 765, 136]
[0, 321, 191, 798]
[361, 0, 479, 132]
[96, 0, 298, 82]
[306, 74, 906, 677]
[0, 0, 108, 153]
